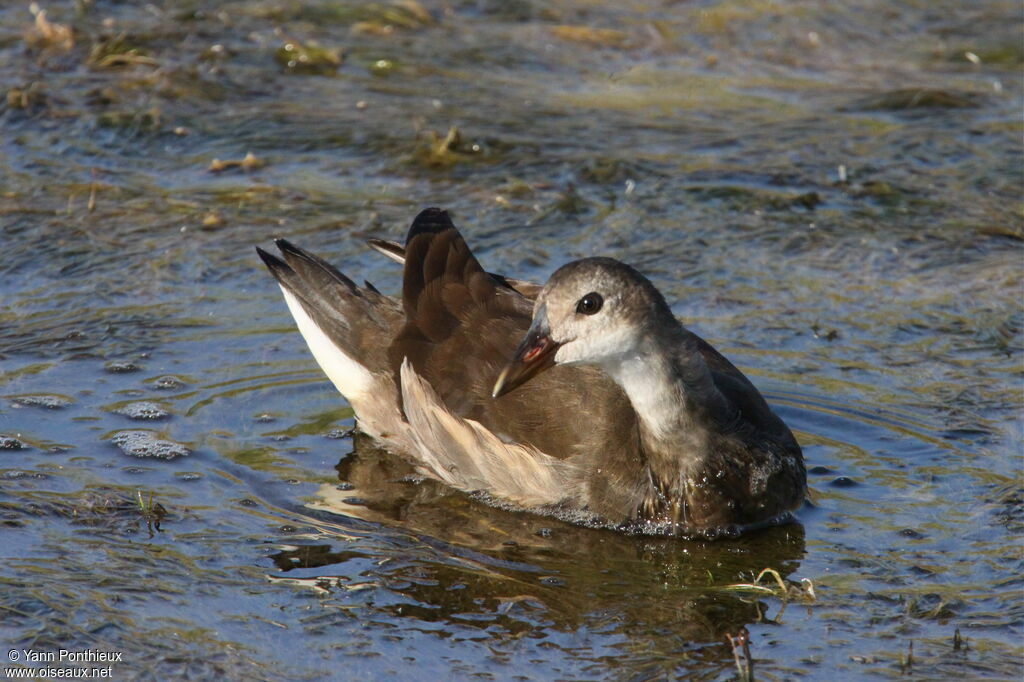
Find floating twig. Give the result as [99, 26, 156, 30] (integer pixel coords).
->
[726, 626, 753, 682]
[209, 151, 265, 173]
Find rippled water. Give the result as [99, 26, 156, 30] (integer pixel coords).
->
[1, 0, 1021, 679]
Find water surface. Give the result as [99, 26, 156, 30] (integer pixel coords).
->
[1, 0, 1021, 679]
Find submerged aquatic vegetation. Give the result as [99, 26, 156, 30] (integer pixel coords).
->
[88, 34, 159, 69]
[275, 41, 343, 75]
[846, 88, 982, 111]
[722, 567, 816, 624]
[409, 125, 488, 168]
[293, 0, 434, 31]
[724, 567, 816, 601]
[136, 490, 167, 536]
[6, 82, 47, 110]
[96, 106, 161, 131]
[0, 486, 168, 536]
[23, 3, 74, 53]
[550, 25, 630, 48]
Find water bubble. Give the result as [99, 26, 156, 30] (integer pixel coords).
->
[10, 394, 73, 409]
[0, 436, 28, 450]
[114, 401, 170, 420]
[105, 361, 141, 373]
[110, 430, 191, 460]
[152, 375, 187, 390]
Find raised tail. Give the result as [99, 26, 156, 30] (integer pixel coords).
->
[257, 240, 403, 419]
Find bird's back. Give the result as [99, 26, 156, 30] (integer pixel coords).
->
[389, 209, 646, 521]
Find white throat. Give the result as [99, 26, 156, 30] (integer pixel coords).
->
[604, 351, 688, 441]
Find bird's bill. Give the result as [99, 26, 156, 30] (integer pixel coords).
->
[492, 310, 561, 398]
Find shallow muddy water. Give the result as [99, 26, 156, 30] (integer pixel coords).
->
[1, 0, 1021, 679]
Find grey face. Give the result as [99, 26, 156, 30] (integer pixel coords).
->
[492, 257, 672, 398]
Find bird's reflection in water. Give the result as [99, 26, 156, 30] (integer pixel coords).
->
[281, 433, 807, 669]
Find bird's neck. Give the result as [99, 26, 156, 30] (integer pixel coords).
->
[603, 330, 724, 468]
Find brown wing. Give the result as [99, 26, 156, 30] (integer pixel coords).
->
[694, 335, 800, 450]
[387, 209, 645, 522]
[367, 237, 543, 300]
[674, 334, 805, 530]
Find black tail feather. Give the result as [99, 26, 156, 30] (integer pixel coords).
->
[274, 238, 359, 292]
[256, 245, 290, 274]
[405, 207, 455, 246]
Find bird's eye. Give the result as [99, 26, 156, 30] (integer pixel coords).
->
[576, 292, 603, 315]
